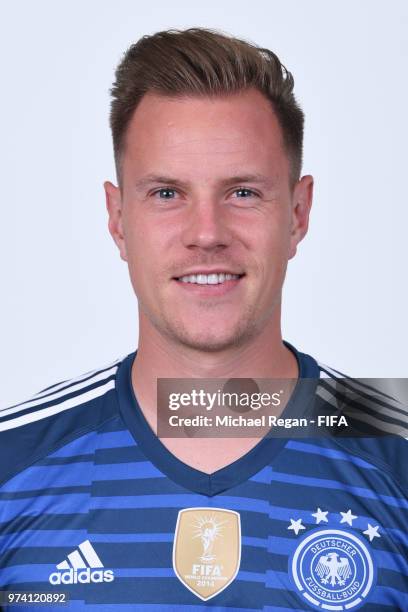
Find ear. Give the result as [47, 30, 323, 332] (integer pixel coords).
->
[104, 180, 128, 262]
[288, 175, 314, 259]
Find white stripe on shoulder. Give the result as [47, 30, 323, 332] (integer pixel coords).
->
[318, 363, 348, 378]
[0, 364, 119, 419]
[0, 379, 115, 432]
[0, 354, 126, 412]
[317, 361, 408, 427]
[318, 361, 404, 407]
[28, 357, 122, 402]
[315, 384, 407, 436]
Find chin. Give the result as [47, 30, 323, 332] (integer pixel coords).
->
[166, 319, 259, 353]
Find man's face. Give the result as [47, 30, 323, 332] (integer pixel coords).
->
[105, 88, 312, 351]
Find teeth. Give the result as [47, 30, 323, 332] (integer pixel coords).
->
[179, 273, 240, 285]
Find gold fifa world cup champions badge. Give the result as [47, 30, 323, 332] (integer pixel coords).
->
[172, 507, 241, 601]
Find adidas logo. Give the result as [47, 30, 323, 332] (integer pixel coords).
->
[49, 540, 114, 585]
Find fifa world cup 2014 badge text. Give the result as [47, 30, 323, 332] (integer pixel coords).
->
[172, 507, 241, 601]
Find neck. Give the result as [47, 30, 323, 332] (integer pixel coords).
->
[131, 307, 299, 427]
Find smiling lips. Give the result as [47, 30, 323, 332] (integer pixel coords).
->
[178, 272, 242, 285]
[173, 271, 245, 295]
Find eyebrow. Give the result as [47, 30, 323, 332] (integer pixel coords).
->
[133, 173, 276, 190]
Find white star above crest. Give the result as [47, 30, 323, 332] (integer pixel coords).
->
[363, 523, 381, 542]
[311, 507, 329, 524]
[339, 509, 358, 526]
[288, 518, 306, 536]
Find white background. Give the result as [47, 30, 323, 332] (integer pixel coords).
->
[1, 0, 407, 407]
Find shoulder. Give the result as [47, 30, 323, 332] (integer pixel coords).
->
[315, 360, 407, 438]
[314, 359, 408, 495]
[0, 356, 125, 487]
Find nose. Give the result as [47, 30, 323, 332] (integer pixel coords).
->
[181, 196, 233, 251]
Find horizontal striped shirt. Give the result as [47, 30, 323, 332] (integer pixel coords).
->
[0, 343, 407, 610]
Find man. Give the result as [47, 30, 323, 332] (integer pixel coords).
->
[0, 28, 407, 611]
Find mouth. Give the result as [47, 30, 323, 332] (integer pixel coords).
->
[174, 272, 244, 285]
[172, 271, 245, 296]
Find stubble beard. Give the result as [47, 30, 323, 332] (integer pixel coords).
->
[148, 299, 263, 353]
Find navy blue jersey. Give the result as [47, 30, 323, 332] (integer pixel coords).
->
[0, 344, 407, 611]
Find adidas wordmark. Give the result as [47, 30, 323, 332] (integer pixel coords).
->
[49, 540, 115, 585]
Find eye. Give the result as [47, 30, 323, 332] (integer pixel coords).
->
[153, 188, 177, 199]
[233, 188, 258, 198]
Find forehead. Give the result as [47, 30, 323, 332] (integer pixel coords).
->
[121, 88, 289, 182]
